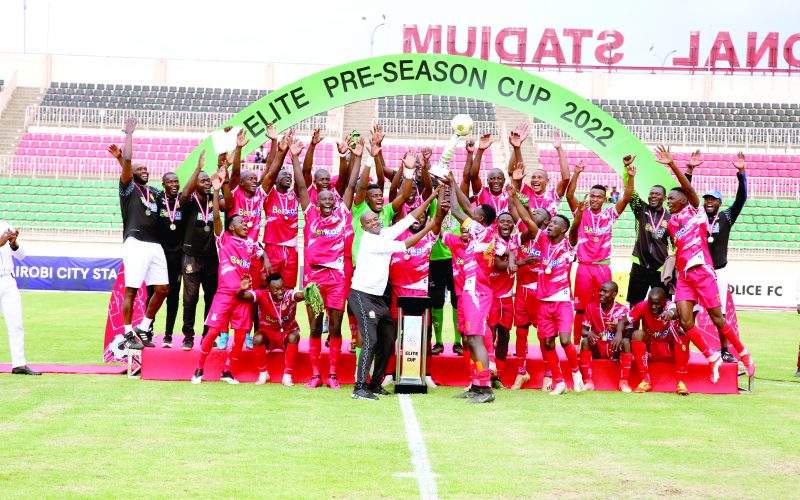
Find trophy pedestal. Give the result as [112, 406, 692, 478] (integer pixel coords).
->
[394, 296, 430, 394]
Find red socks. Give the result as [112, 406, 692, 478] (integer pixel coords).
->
[579, 349, 593, 383]
[329, 336, 342, 375]
[309, 337, 322, 377]
[674, 336, 690, 378]
[224, 330, 247, 371]
[254, 344, 268, 373]
[475, 368, 492, 388]
[197, 328, 220, 370]
[543, 349, 564, 385]
[718, 323, 745, 353]
[515, 327, 528, 358]
[495, 358, 505, 376]
[631, 340, 650, 383]
[685, 327, 714, 358]
[620, 352, 633, 381]
[563, 343, 580, 374]
[284, 343, 298, 375]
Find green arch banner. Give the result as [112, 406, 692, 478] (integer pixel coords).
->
[176, 53, 673, 192]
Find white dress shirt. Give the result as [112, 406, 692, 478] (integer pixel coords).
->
[0, 221, 26, 276]
[351, 215, 415, 296]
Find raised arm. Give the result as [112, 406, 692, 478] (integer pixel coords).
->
[369, 124, 386, 193]
[506, 183, 539, 237]
[390, 152, 417, 213]
[420, 147, 433, 199]
[569, 196, 588, 246]
[565, 160, 584, 212]
[408, 184, 441, 222]
[472, 133, 493, 192]
[235, 275, 256, 303]
[302, 127, 322, 185]
[264, 122, 279, 171]
[729, 151, 747, 224]
[261, 133, 290, 193]
[211, 168, 226, 236]
[684, 149, 704, 183]
[402, 218, 436, 249]
[108, 144, 124, 168]
[655, 145, 700, 208]
[388, 166, 403, 201]
[447, 172, 475, 223]
[350, 137, 369, 206]
[553, 130, 570, 197]
[507, 124, 526, 190]
[290, 139, 311, 211]
[230, 128, 249, 188]
[614, 156, 637, 214]
[431, 188, 448, 236]
[179, 150, 206, 205]
[463, 140, 477, 195]
[119, 117, 137, 184]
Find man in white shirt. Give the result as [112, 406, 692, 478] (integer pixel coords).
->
[0, 223, 40, 375]
[349, 183, 442, 401]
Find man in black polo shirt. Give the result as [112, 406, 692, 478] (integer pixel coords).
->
[179, 151, 219, 351]
[686, 151, 747, 363]
[112, 117, 170, 349]
[626, 184, 673, 306]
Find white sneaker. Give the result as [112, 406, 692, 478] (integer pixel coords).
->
[572, 371, 585, 393]
[709, 352, 723, 383]
[382, 374, 394, 388]
[256, 371, 270, 385]
[549, 381, 567, 395]
[541, 376, 553, 392]
[489, 360, 497, 374]
[191, 375, 202, 385]
[221, 373, 239, 385]
[425, 376, 437, 388]
[282, 373, 294, 386]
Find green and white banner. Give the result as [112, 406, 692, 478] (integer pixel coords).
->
[176, 53, 674, 192]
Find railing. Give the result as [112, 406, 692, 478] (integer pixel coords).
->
[0, 155, 181, 180]
[0, 70, 18, 118]
[376, 118, 500, 140]
[25, 105, 336, 136]
[530, 122, 800, 149]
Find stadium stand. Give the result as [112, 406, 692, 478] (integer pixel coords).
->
[587, 99, 800, 128]
[378, 95, 495, 121]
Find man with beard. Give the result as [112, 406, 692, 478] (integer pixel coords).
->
[178, 152, 220, 350]
[685, 150, 748, 363]
[509, 126, 571, 217]
[507, 184, 585, 395]
[487, 212, 518, 388]
[655, 145, 754, 386]
[109, 117, 169, 349]
[566, 156, 636, 343]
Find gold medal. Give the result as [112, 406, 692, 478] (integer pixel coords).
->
[204, 225, 211, 232]
[170, 223, 176, 231]
[404, 254, 410, 260]
[145, 209, 151, 216]
[247, 221, 254, 228]
[707, 236, 714, 243]
[545, 267, 552, 275]
[186, 264, 193, 273]
[594, 237, 599, 243]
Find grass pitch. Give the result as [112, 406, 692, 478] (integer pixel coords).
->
[1, 291, 799, 498]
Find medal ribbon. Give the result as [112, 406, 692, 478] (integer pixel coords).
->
[646, 207, 666, 236]
[194, 193, 210, 226]
[165, 195, 179, 224]
[135, 184, 151, 210]
[543, 237, 568, 274]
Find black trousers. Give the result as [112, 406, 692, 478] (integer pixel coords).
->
[181, 254, 219, 339]
[349, 288, 394, 389]
[626, 262, 670, 306]
[428, 258, 457, 309]
[146, 249, 183, 335]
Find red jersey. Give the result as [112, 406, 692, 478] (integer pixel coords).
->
[576, 206, 619, 263]
[227, 185, 268, 241]
[582, 301, 630, 340]
[254, 288, 300, 333]
[532, 231, 575, 301]
[514, 232, 541, 290]
[461, 219, 498, 294]
[627, 300, 679, 340]
[442, 232, 468, 293]
[303, 204, 350, 271]
[521, 185, 561, 217]
[400, 195, 423, 218]
[216, 231, 261, 293]
[667, 204, 712, 273]
[309, 184, 342, 206]
[262, 187, 299, 247]
[474, 187, 509, 215]
[389, 230, 437, 297]
[490, 236, 516, 299]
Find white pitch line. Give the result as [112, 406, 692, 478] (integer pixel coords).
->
[398, 394, 439, 500]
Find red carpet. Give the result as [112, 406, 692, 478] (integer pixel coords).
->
[141, 335, 739, 394]
[0, 363, 126, 375]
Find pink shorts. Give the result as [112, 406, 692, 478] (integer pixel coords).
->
[536, 300, 574, 339]
[264, 244, 299, 289]
[574, 263, 611, 311]
[462, 289, 492, 338]
[674, 265, 721, 310]
[648, 339, 674, 362]
[514, 286, 540, 328]
[250, 257, 266, 290]
[261, 328, 299, 350]
[489, 296, 514, 330]
[303, 266, 346, 311]
[589, 338, 616, 359]
[205, 291, 253, 331]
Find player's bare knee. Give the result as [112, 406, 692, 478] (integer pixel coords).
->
[543, 336, 557, 350]
[286, 332, 300, 344]
[580, 337, 590, 350]
[252, 332, 265, 346]
[632, 329, 645, 341]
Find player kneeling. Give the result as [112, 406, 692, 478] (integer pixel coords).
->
[579, 281, 633, 392]
[627, 288, 694, 396]
[236, 273, 324, 386]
